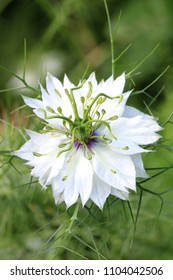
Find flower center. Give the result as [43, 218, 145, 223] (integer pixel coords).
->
[72, 123, 97, 159]
[74, 123, 93, 143]
[38, 79, 123, 160]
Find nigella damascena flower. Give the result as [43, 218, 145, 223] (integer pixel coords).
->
[13, 72, 161, 209]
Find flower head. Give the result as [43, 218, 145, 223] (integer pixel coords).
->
[13, 72, 161, 209]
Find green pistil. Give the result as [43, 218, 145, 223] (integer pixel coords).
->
[74, 124, 92, 143]
[82, 92, 122, 123]
[85, 119, 117, 140]
[65, 79, 86, 122]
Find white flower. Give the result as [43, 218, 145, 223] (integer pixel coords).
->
[13, 72, 161, 209]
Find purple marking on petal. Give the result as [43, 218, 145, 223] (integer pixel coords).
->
[74, 141, 82, 150]
[74, 131, 99, 150]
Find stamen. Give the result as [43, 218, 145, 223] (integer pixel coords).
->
[39, 108, 47, 119]
[33, 152, 43, 157]
[55, 88, 62, 97]
[103, 137, 112, 143]
[63, 120, 69, 131]
[109, 115, 118, 121]
[80, 96, 85, 104]
[86, 148, 92, 160]
[56, 127, 77, 158]
[83, 92, 122, 123]
[118, 95, 123, 103]
[90, 134, 105, 140]
[33, 145, 60, 156]
[109, 144, 131, 152]
[65, 88, 80, 120]
[110, 169, 116, 174]
[80, 96, 86, 117]
[62, 175, 67, 181]
[96, 111, 100, 119]
[71, 79, 86, 92]
[46, 106, 55, 114]
[97, 96, 103, 105]
[40, 126, 69, 135]
[87, 82, 93, 99]
[57, 106, 63, 115]
[58, 142, 71, 148]
[122, 146, 129, 150]
[101, 109, 106, 116]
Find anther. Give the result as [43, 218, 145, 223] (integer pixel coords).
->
[122, 146, 129, 150]
[33, 152, 43, 157]
[46, 106, 55, 114]
[58, 143, 69, 148]
[80, 96, 85, 104]
[118, 95, 123, 103]
[103, 137, 112, 143]
[57, 106, 63, 115]
[39, 108, 47, 119]
[87, 82, 93, 99]
[101, 109, 106, 116]
[55, 88, 62, 97]
[62, 176, 67, 181]
[96, 111, 100, 119]
[86, 148, 92, 160]
[102, 97, 106, 103]
[97, 97, 103, 105]
[109, 115, 118, 121]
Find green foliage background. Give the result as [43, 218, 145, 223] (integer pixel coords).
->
[0, 0, 173, 259]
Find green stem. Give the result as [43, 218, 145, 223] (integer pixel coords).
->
[126, 43, 160, 78]
[50, 200, 81, 258]
[104, 0, 115, 78]
[66, 200, 80, 234]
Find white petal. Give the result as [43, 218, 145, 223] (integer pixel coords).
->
[87, 72, 98, 88]
[53, 169, 78, 208]
[109, 139, 148, 155]
[92, 144, 136, 191]
[23, 96, 43, 109]
[123, 105, 148, 118]
[52, 149, 94, 208]
[52, 187, 65, 204]
[131, 154, 149, 178]
[74, 152, 93, 206]
[45, 154, 66, 185]
[90, 174, 111, 209]
[111, 187, 129, 200]
[46, 73, 63, 97]
[113, 72, 125, 91]
[40, 84, 56, 109]
[30, 154, 56, 186]
[102, 72, 125, 97]
[26, 130, 65, 154]
[13, 130, 66, 187]
[111, 116, 161, 145]
[63, 74, 75, 89]
[12, 139, 35, 161]
[46, 73, 73, 117]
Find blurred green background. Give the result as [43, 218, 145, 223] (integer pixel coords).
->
[0, 0, 173, 260]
